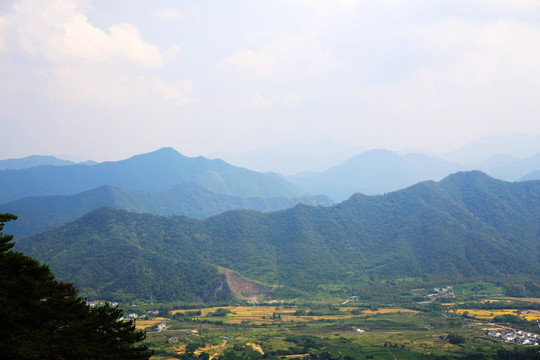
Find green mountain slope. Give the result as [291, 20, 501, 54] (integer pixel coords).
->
[14, 209, 231, 302]
[0, 147, 302, 203]
[14, 172, 540, 302]
[1, 182, 332, 238]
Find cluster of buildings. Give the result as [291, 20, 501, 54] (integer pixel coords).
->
[86, 301, 119, 308]
[428, 286, 455, 300]
[487, 330, 540, 346]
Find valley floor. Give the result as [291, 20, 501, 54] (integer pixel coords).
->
[131, 290, 540, 360]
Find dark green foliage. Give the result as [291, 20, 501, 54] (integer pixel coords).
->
[284, 335, 323, 350]
[458, 300, 540, 311]
[491, 314, 540, 333]
[16, 208, 232, 302]
[493, 314, 524, 324]
[209, 308, 232, 317]
[447, 334, 465, 345]
[14, 172, 540, 301]
[496, 347, 540, 360]
[0, 214, 152, 359]
[0, 212, 17, 252]
[0, 182, 332, 238]
[505, 284, 527, 297]
[525, 282, 540, 297]
[214, 345, 282, 360]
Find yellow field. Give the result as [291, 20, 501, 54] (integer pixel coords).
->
[134, 317, 169, 330]
[454, 309, 540, 321]
[172, 306, 419, 325]
[522, 310, 540, 321]
[503, 297, 540, 303]
[364, 308, 420, 315]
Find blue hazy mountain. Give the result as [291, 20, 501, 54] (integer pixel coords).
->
[0, 155, 78, 170]
[0, 147, 303, 203]
[468, 154, 520, 172]
[210, 140, 365, 175]
[287, 149, 463, 201]
[437, 133, 540, 165]
[1, 182, 332, 238]
[520, 170, 540, 181]
[486, 153, 540, 181]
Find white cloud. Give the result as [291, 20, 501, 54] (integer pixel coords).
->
[0, 0, 194, 107]
[153, 7, 184, 20]
[156, 79, 193, 105]
[12, 0, 162, 67]
[478, 0, 540, 11]
[45, 67, 193, 106]
[152, 5, 201, 20]
[164, 45, 182, 63]
[212, 92, 271, 110]
[404, 18, 540, 81]
[355, 16, 540, 148]
[249, 92, 270, 108]
[284, 92, 300, 107]
[0, 15, 7, 52]
[216, 32, 341, 79]
[288, 0, 361, 32]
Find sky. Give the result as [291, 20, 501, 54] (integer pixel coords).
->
[1, 0, 540, 163]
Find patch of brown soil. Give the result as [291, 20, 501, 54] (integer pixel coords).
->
[219, 269, 272, 299]
[247, 342, 264, 354]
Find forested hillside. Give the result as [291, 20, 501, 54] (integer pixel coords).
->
[15, 171, 540, 302]
[1, 182, 332, 238]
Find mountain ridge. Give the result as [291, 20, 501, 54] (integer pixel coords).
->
[0, 147, 303, 204]
[1, 182, 332, 238]
[287, 149, 464, 200]
[14, 171, 540, 302]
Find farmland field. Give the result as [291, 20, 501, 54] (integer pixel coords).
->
[454, 309, 540, 321]
[131, 293, 540, 359]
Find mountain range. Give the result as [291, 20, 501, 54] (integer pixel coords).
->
[0, 155, 80, 170]
[435, 133, 540, 165]
[3, 141, 540, 206]
[209, 134, 540, 175]
[1, 182, 332, 238]
[287, 149, 463, 200]
[14, 171, 540, 302]
[287, 149, 540, 200]
[0, 147, 302, 204]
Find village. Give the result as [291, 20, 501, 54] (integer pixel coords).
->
[487, 329, 540, 346]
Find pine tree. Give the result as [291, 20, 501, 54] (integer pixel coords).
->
[0, 213, 153, 359]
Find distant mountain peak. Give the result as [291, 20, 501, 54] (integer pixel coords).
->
[443, 169, 490, 180]
[128, 147, 184, 160]
[438, 171, 509, 193]
[0, 155, 76, 170]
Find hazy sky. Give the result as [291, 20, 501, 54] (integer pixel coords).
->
[1, 0, 540, 162]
